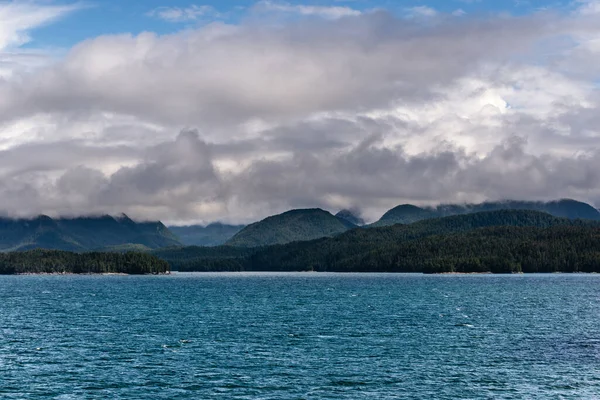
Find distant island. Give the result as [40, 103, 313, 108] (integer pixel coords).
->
[0, 250, 170, 275]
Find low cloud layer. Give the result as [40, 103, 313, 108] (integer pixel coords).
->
[4, 127, 600, 225]
[0, 2, 600, 224]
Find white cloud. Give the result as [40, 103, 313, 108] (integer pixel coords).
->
[0, 1, 80, 78]
[147, 5, 218, 22]
[406, 6, 438, 18]
[576, 0, 600, 15]
[255, 1, 361, 19]
[0, 12, 556, 128]
[0, 1, 79, 51]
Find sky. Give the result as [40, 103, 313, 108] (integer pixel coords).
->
[1, 0, 600, 225]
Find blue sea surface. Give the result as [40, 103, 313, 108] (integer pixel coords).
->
[1, 273, 600, 399]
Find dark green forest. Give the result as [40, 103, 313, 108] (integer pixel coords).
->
[0, 250, 170, 275]
[154, 210, 600, 273]
[320, 226, 600, 274]
[152, 246, 254, 272]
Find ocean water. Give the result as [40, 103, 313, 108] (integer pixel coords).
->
[1, 273, 600, 399]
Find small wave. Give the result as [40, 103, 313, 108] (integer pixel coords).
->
[455, 323, 474, 328]
[331, 379, 368, 387]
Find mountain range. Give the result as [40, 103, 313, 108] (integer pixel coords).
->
[212, 199, 600, 248]
[0, 198, 598, 252]
[155, 209, 600, 273]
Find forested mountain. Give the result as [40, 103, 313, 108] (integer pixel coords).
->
[225, 208, 357, 247]
[335, 210, 366, 226]
[156, 209, 600, 272]
[372, 199, 600, 227]
[169, 223, 245, 246]
[3, 199, 597, 257]
[393, 226, 600, 274]
[0, 249, 170, 275]
[0, 214, 181, 252]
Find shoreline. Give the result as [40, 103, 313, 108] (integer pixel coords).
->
[10, 272, 171, 276]
[6, 271, 599, 276]
[428, 272, 495, 275]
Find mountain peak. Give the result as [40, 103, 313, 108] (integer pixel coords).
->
[226, 208, 355, 247]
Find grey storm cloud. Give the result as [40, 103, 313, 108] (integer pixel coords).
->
[226, 132, 600, 222]
[0, 127, 599, 223]
[54, 130, 223, 220]
[0, 140, 138, 177]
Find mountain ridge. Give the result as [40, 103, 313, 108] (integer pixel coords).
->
[371, 199, 600, 227]
[0, 214, 181, 252]
[155, 209, 600, 272]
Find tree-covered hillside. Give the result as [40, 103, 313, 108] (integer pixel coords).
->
[244, 210, 592, 271]
[225, 208, 357, 247]
[156, 210, 600, 273]
[152, 246, 254, 271]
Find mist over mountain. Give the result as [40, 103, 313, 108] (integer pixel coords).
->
[0, 198, 597, 253]
[0, 214, 181, 252]
[371, 199, 600, 227]
[169, 223, 245, 247]
[335, 210, 366, 227]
